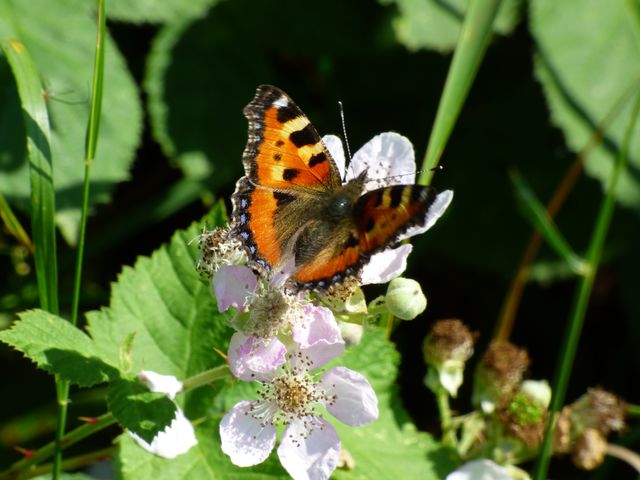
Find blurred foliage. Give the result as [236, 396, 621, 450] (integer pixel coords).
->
[0, 0, 640, 478]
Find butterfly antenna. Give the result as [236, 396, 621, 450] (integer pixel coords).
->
[338, 100, 352, 181]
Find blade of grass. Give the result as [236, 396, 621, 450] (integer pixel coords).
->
[533, 89, 640, 480]
[418, 0, 502, 186]
[52, 1, 107, 478]
[0, 191, 33, 253]
[495, 76, 640, 342]
[0, 39, 58, 314]
[509, 169, 588, 275]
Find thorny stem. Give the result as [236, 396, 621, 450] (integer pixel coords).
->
[21, 447, 115, 480]
[0, 365, 229, 480]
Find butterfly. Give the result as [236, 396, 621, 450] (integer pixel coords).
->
[231, 85, 452, 292]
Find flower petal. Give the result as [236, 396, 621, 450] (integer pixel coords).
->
[446, 459, 512, 480]
[220, 400, 277, 467]
[320, 367, 378, 426]
[292, 306, 344, 369]
[397, 190, 453, 242]
[138, 371, 182, 400]
[228, 332, 286, 381]
[212, 265, 257, 312]
[360, 244, 412, 285]
[347, 132, 415, 190]
[277, 417, 341, 480]
[322, 134, 345, 179]
[130, 407, 197, 459]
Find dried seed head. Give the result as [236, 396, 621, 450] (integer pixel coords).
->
[569, 387, 626, 436]
[196, 226, 248, 277]
[423, 319, 475, 366]
[572, 429, 607, 470]
[497, 389, 548, 448]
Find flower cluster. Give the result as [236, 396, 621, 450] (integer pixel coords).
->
[129, 133, 452, 480]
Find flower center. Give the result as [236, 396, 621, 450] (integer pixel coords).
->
[255, 353, 332, 429]
[244, 288, 305, 338]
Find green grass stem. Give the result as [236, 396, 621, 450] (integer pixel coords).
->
[533, 89, 640, 480]
[418, 0, 502, 186]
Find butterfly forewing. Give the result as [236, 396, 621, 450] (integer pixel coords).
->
[242, 85, 341, 192]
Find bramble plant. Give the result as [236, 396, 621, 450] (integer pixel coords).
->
[1, 1, 640, 480]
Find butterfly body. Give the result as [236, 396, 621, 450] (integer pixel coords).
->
[232, 85, 448, 292]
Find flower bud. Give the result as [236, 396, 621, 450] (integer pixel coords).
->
[472, 341, 530, 413]
[385, 277, 426, 320]
[423, 319, 475, 397]
[572, 429, 607, 470]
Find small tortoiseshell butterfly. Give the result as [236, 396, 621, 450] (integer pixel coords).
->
[232, 85, 452, 292]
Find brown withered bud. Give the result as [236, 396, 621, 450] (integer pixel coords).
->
[572, 429, 607, 470]
[496, 389, 548, 448]
[473, 341, 530, 413]
[569, 387, 626, 437]
[423, 319, 475, 366]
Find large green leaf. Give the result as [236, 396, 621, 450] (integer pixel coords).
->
[382, 0, 522, 52]
[101, 0, 215, 24]
[0, 309, 118, 387]
[530, 0, 640, 210]
[86, 204, 232, 417]
[0, 0, 142, 243]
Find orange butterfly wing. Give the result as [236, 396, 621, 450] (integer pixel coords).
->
[232, 85, 341, 275]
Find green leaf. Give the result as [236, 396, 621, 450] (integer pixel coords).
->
[0, 309, 118, 387]
[383, 0, 522, 52]
[0, 0, 142, 243]
[530, 0, 640, 211]
[108, 378, 177, 444]
[116, 420, 288, 479]
[509, 169, 588, 276]
[102, 0, 216, 24]
[86, 202, 232, 418]
[331, 330, 457, 479]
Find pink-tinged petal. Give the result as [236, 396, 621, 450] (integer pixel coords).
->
[292, 306, 344, 369]
[446, 459, 512, 480]
[322, 134, 346, 179]
[360, 244, 412, 285]
[130, 407, 197, 459]
[228, 332, 285, 381]
[347, 132, 415, 190]
[397, 190, 453, 242]
[138, 371, 183, 400]
[220, 400, 277, 467]
[321, 367, 378, 426]
[213, 265, 257, 312]
[277, 417, 340, 480]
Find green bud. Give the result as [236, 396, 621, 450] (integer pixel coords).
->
[385, 277, 427, 320]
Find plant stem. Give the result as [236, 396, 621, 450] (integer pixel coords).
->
[533, 89, 640, 480]
[435, 386, 456, 448]
[22, 447, 115, 480]
[182, 365, 229, 391]
[0, 414, 116, 480]
[494, 76, 640, 342]
[51, 3, 106, 478]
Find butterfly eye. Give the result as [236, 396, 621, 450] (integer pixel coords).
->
[328, 194, 353, 221]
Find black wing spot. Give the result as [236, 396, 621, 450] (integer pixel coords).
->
[390, 187, 403, 208]
[411, 186, 426, 203]
[372, 191, 383, 208]
[276, 106, 299, 123]
[275, 140, 284, 147]
[308, 152, 327, 168]
[344, 234, 359, 249]
[273, 191, 295, 207]
[283, 168, 300, 181]
[365, 218, 375, 232]
[273, 153, 282, 161]
[289, 124, 319, 147]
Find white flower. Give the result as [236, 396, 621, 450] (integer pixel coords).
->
[323, 132, 453, 285]
[446, 459, 513, 480]
[128, 371, 197, 459]
[220, 314, 377, 480]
